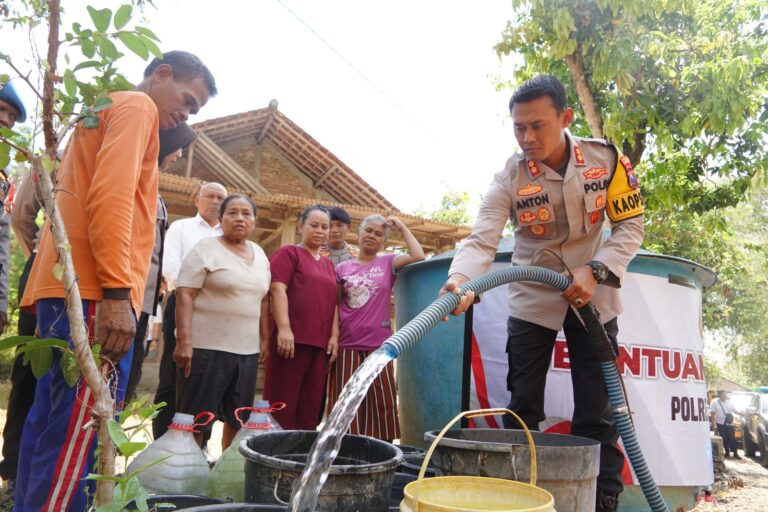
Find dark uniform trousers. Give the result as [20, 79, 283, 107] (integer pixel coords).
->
[503, 307, 624, 494]
[152, 291, 177, 438]
[0, 253, 38, 481]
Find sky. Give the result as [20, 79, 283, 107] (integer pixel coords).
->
[3, 0, 520, 214]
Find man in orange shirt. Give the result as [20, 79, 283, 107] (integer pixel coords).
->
[14, 51, 217, 512]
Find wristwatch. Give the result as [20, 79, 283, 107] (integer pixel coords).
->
[587, 260, 610, 284]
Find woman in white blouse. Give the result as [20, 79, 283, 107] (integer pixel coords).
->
[174, 194, 270, 448]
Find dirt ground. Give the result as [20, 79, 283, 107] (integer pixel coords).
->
[690, 455, 768, 511]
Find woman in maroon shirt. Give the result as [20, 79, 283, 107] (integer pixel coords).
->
[263, 205, 339, 430]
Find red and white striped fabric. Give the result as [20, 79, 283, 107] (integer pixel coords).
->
[327, 348, 401, 441]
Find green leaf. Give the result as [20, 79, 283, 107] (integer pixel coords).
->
[135, 26, 161, 42]
[73, 60, 101, 72]
[118, 441, 147, 457]
[92, 96, 113, 113]
[81, 38, 96, 59]
[83, 116, 100, 129]
[0, 73, 9, 85]
[114, 5, 133, 30]
[15, 338, 70, 353]
[42, 156, 56, 173]
[0, 335, 38, 351]
[124, 455, 171, 480]
[85, 473, 124, 483]
[117, 31, 149, 60]
[52, 262, 64, 280]
[64, 75, 77, 97]
[0, 144, 9, 170]
[87, 6, 112, 33]
[60, 351, 81, 387]
[97, 36, 120, 60]
[139, 35, 162, 59]
[29, 346, 53, 378]
[108, 418, 130, 447]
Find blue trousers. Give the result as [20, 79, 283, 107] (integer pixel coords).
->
[14, 299, 133, 512]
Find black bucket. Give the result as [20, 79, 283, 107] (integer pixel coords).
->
[392, 443, 425, 456]
[398, 452, 436, 477]
[424, 428, 600, 512]
[388, 472, 417, 511]
[240, 430, 402, 512]
[126, 494, 226, 510]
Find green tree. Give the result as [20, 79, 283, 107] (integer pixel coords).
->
[495, 0, 768, 213]
[416, 189, 473, 226]
[643, 190, 768, 386]
[1, 0, 164, 506]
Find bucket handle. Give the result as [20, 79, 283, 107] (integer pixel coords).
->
[273, 469, 289, 505]
[413, 408, 538, 511]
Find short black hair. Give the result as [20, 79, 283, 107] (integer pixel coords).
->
[144, 50, 218, 97]
[326, 206, 352, 225]
[219, 194, 258, 219]
[299, 204, 329, 224]
[509, 75, 567, 113]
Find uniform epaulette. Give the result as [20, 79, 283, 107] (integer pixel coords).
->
[503, 154, 526, 179]
[571, 135, 613, 148]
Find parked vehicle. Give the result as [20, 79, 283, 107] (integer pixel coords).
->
[741, 392, 768, 466]
[731, 391, 757, 449]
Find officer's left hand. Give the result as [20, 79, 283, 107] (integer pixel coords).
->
[561, 266, 597, 308]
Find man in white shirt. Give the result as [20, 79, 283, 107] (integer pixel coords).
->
[152, 181, 227, 437]
[710, 390, 740, 459]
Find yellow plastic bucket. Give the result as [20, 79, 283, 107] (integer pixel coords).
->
[401, 408, 555, 512]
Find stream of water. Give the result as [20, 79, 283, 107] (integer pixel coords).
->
[287, 346, 396, 511]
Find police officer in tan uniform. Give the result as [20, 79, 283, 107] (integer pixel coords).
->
[441, 76, 644, 512]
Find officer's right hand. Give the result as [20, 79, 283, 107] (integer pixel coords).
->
[439, 273, 475, 319]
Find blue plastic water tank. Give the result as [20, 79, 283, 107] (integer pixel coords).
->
[393, 237, 716, 511]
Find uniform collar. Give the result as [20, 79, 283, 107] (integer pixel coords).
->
[525, 131, 582, 181]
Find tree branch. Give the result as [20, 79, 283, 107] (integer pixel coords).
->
[1, 58, 46, 104]
[564, 51, 604, 139]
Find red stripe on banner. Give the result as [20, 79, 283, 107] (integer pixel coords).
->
[616, 443, 635, 484]
[470, 332, 499, 428]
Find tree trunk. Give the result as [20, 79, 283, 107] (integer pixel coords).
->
[564, 52, 604, 139]
[41, 0, 115, 505]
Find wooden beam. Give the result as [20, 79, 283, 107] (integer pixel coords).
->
[185, 140, 196, 178]
[259, 225, 284, 248]
[281, 219, 297, 246]
[314, 165, 338, 189]
[256, 100, 279, 144]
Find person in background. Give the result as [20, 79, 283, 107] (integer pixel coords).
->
[15, 50, 217, 512]
[124, 122, 197, 403]
[153, 180, 227, 438]
[0, 78, 29, 497]
[710, 390, 740, 459]
[0, 79, 29, 335]
[174, 194, 270, 448]
[144, 280, 166, 358]
[263, 205, 339, 430]
[326, 215, 424, 441]
[321, 206, 358, 265]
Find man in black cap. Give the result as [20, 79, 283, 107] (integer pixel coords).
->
[321, 206, 358, 266]
[124, 122, 198, 403]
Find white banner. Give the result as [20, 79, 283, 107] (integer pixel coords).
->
[470, 264, 713, 486]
